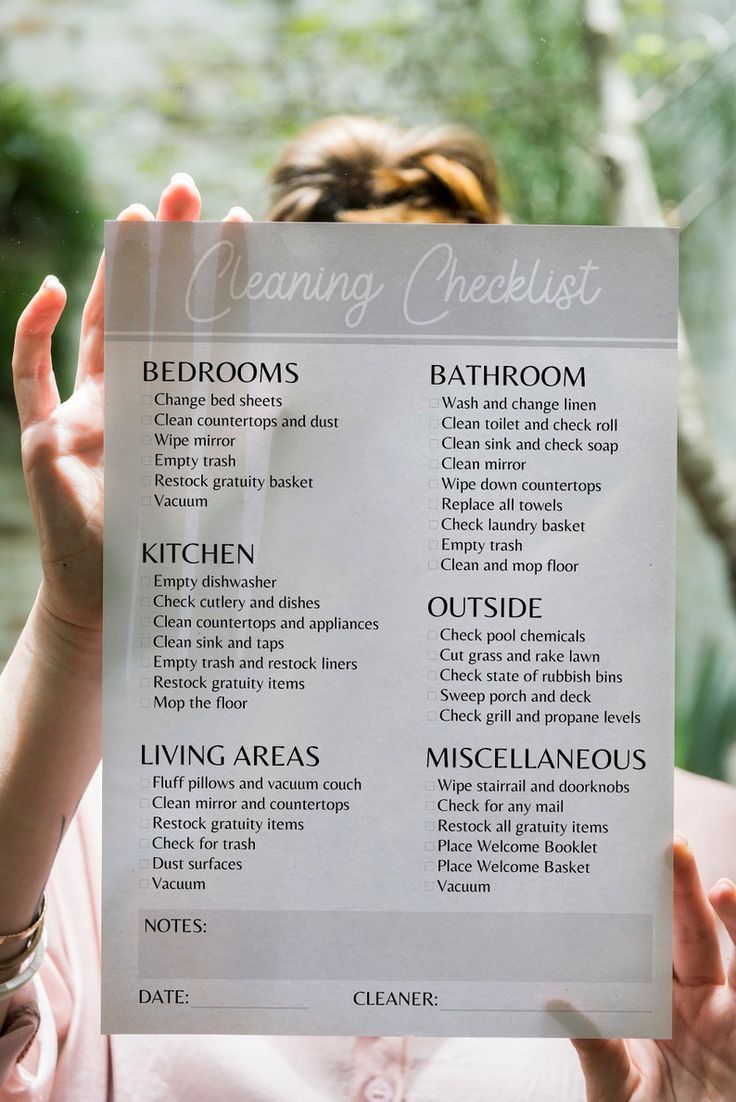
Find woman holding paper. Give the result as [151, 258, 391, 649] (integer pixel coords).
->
[1, 117, 736, 1101]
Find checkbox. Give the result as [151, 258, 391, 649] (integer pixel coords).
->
[427, 711, 437, 721]
[141, 496, 151, 506]
[428, 560, 438, 570]
[139, 838, 148, 849]
[424, 881, 435, 892]
[428, 542, 438, 552]
[140, 777, 150, 788]
[140, 678, 150, 688]
[141, 455, 151, 466]
[141, 394, 152, 405]
[427, 630, 437, 640]
[425, 781, 435, 791]
[429, 419, 439, 429]
[429, 519, 438, 530]
[141, 476, 151, 487]
[425, 801, 434, 811]
[140, 798, 149, 808]
[139, 879, 149, 889]
[429, 459, 438, 469]
[428, 480, 438, 490]
[424, 840, 435, 851]
[140, 818, 149, 829]
[429, 399, 439, 408]
[424, 861, 434, 872]
[140, 637, 150, 647]
[427, 691, 437, 701]
[141, 576, 151, 587]
[425, 821, 435, 832]
[141, 597, 150, 607]
[427, 670, 437, 681]
[429, 439, 439, 449]
[427, 651, 437, 660]
[141, 415, 151, 426]
[140, 698, 150, 709]
[429, 500, 438, 510]
[139, 858, 149, 868]
[140, 657, 150, 668]
[141, 617, 150, 627]
[141, 435, 151, 446]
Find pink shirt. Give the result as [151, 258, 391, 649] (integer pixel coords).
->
[2, 769, 734, 1101]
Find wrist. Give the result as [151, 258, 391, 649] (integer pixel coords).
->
[25, 588, 103, 679]
[0, 597, 101, 966]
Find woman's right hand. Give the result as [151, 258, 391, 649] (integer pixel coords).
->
[12, 174, 249, 635]
[0, 180, 252, 1028]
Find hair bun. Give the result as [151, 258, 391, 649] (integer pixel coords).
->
[268, 115, 505, 224]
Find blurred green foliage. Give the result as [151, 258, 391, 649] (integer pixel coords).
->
[258, 0, 736, 233]
[257, 0, 605, 225]
[0, 83, 98, 406]
[676, 644, 736, 779]
[386, 0, 607, 226]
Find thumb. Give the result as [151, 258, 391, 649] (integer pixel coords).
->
[570, 1037, 636, 1101]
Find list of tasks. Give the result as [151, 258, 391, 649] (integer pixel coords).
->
[102, 222, 678, 1038]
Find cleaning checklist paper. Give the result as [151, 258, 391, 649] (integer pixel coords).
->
[102, 221, 677, 1037]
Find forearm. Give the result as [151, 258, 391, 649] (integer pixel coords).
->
[0, 589, 101, 1025]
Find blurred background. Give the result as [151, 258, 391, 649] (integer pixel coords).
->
[0, 0, 735, 780]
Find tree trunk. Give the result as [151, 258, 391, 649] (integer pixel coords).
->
[583, 0, 736, 601]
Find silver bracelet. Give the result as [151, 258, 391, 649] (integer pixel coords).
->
[0, 928, 47, 1004]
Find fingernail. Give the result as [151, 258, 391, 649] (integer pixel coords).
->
[42, 275, 62, 289]
[226, 206, 253, 222]
[674, 832, 689, 848]
[715, 877, 735, 893]
[117, 203, 148, 219]
[170, 171, 195, 187]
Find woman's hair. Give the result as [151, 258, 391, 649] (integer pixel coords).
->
[267, 115, 506, 224]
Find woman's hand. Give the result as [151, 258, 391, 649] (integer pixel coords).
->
[12, 174, 251, 633]
[572, 836, 736, 1100]
[0, 178, 252, 1031]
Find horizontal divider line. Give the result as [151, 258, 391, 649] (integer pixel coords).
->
[106, 330, 676, 344]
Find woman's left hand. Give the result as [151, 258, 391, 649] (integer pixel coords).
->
[571, 836, 736, 1100]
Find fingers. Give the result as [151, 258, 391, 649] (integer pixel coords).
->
[75, 178, 247, 392]
[155, 172, 250, 222]
[708, 877, 736, 988]
[156, 171, 201, 221]
[570, 1037, 635, 1101]
[13, 276, 66, 430]
[75, 203, 154, 390]
[673, 835, 725, 986]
